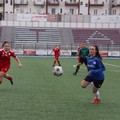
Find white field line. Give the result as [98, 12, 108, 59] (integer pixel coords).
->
[104, 63, 120, 73]
[104, 63, 120, 68]
[107, 70, 120, 72]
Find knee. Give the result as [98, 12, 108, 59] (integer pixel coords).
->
[93, 89, 98, 94]
[81, 84, 87, 88]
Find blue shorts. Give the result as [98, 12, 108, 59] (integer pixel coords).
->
[84, 75, 104, 88]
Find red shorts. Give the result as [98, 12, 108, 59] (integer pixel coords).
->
[0, 64, 10, 73]
[54, 55, 59, 60]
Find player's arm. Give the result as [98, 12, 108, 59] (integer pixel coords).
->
[15, 57, 22, 68]
[59, 49, 61, 56]
[11, 51, 22, 68]
[51, 49, 53, 54]
[50, 48, 54, 54]
[76, 48, 80, 55]
[90, 59, 105, 74]
[0, 49, 2, 56]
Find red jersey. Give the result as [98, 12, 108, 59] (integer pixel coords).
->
[52, 47, 60, 56]
[78, 47, 80, 52]
[77, 47, 81, 61]
[0, 49, 17, 67]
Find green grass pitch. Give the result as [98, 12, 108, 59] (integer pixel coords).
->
[0, 57, 120, 120]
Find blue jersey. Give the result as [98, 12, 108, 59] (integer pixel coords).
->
[87, 56, 106, 80]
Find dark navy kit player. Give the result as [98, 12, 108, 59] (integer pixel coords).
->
[81, 45, 106, 104]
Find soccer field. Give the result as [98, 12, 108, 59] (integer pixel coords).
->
[0, 57, 120, 120]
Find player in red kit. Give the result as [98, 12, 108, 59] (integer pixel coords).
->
[0, 41, 22, 85]
[51, 46, 61, 67]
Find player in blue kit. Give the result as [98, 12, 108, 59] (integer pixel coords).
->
[81, 45, 106, 104]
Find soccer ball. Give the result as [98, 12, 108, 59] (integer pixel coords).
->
[52, 66, 63, 76]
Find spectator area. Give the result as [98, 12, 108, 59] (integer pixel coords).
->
[15, 27, 61, 44]
[0, 27, 120, 47]
[72, 28, 120, 45]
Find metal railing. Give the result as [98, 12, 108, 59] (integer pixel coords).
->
[1, 13, 120, 28]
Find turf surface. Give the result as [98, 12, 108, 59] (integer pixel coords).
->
[0, 57, 120, 120]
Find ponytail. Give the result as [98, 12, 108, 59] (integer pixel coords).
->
[93, 45, 102, 61]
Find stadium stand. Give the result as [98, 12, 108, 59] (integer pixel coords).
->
[2, 26, 15, 43]
[72, 28, 120, 45]
[15, 27, 61, 43]
[1, 27, 120, 49]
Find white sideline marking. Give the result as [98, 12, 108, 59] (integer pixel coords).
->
[104, 63, 120, 72]
[108, 70, 120, 72]
[104, 63, 120, 68]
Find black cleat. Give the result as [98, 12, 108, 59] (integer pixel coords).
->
[73, 72, 77, 76]
[10, 78, 13, 85]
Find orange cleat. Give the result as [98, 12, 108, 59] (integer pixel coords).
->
[92, 98, 100, 104]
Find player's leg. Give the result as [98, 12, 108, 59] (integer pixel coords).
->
[92, 87, 100, 104]
[56, 56, 61, 66]
[73, 62, 81, 75]
[81, 76, 100, 104]
[53, 57, 57, 67]
[1, 65, 13, 85]
[81, 75, 94, 88]
[77, 56, 80, 63]
[0, 71, 5, 84]
[4, 73, 13, 85]
[57, 60, 61, 66]
[81, 79, 91, 88]
[83, 58, 87, 67]
[81, 75, 93, 88]
[92, 80, 104, 104]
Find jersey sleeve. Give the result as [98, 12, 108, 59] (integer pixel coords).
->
[0, 49, 2, 56]
[91, 58, 106, 74]
[11, 51, 17, 58]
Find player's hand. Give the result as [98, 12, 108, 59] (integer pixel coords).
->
[18, 63, 22, 68]
[88, 71, 91, 74]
